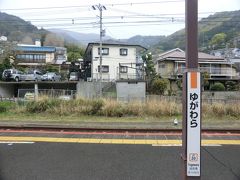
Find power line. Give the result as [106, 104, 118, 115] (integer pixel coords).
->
[0, 1, 184, 11]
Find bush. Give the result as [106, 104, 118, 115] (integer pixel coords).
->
[0, 101, 15, 113]
[210, 82, 225, 91]
[211, 103, 226, 116]
[26, 99, 61, 113]
[225, 81, 239, 91]
[151, 78, 169, 95]
[89, 99, 104, 115]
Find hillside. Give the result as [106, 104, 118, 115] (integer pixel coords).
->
[0, 12, 47, 44]
[126, 35, 166, 49]
[152, 10, 240, 53]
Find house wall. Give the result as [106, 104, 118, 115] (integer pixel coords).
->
[46, 53, 55, 63]
[156, 61, 174, 78]
[91, 46, 137, 80]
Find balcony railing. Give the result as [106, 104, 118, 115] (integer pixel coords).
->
[176, 67, 235, 77]
[117, 73, 144, 80]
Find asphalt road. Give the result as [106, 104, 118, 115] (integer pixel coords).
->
[0, 142, 239, 180]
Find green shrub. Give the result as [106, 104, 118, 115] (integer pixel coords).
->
[26, 99, 61, 113]
[225, 81, 239, 91]
[151, 78, 169, 95]
[89, 99, 104, 115]
[210, 82, 225, 91]
[0, 101, 15, 113]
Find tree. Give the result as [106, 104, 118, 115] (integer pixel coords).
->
[142, 52, 156, 81]
[202, 72, 210, 90]
[21, 36, 34, 44]
[151, 78, 169, 95]
[210, 82, 225, 91]
[65, 44, 85, 62]
[225, 81, 239, 91]
[44, 33, 64, 47]
[209, 33, 227, 49]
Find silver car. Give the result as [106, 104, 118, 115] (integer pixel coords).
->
[23, 70, 43, 81]
[2, 69, 25, 82]
[41, 72, 61, 81]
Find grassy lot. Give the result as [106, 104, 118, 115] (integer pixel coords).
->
[0, 99, 239, 129]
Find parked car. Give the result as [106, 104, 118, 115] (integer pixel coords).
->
[2, 69, 25, 82]
[41, 72, 61, 81]
[68, 72, 79, 81]
[23, 70, 43, 81]
[24, 92, 35, 101]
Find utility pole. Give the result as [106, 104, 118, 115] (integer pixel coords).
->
[182, 0, 201, 179]
[92, 4, 106, 97]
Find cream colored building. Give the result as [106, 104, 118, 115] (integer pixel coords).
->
[154, 48, 238, 80]
[84, 42, 146, 81]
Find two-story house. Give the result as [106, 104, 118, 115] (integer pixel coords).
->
[84, 42, 146, 81]
[154, 48, 238, 81]
[15, 41, 67, 66]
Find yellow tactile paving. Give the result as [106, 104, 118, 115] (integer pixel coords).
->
[0, 136, 239, 145]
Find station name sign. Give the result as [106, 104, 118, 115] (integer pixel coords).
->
[187, 72, 201, 176]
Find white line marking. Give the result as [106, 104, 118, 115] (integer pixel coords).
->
[152, 144, 181, 146]
[0, 141, 35, 144]
[202, 144, 222, 147]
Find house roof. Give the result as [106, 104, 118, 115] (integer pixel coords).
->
[84, 42, 147, 55]
[154, 48, 225, 63]
[16, 45, 56, 53]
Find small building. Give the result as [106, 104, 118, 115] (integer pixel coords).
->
[154, 48, 238, 81]
[83, 42, 147, 81]
[15, 41, 67, 67]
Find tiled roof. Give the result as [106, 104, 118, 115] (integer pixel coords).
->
[157, 49, 224, 61]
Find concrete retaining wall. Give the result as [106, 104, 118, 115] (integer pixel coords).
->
[77, 82, 101, 99]
[0, 84, 15, 97]
[116, 81, 146, 102]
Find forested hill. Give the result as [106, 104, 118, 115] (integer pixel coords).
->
[151, 10, 240, 53]
[0, 12, 47, 43]
[0, 12, 67, 47]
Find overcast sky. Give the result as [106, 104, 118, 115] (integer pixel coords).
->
[0, 0, 239, 39]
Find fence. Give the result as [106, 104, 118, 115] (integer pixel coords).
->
[18, 89, 77, 100]
[146, 95, 240, 104]
[11, 88, 240, 104]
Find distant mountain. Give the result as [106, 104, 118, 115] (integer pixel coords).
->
[152, 10, 240, 53]
[49, 29, 112, 45]
[126, 35, 166, 49]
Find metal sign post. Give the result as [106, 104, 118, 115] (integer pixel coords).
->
[182, 0, 201, 179]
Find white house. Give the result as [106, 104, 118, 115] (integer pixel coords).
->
[84, 42, 147, 81]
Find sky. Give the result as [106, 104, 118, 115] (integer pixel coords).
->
[0, 0, 239, 39]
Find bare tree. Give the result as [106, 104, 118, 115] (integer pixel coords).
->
[44, 33, 64, 47]
[21, 36, 34, 44]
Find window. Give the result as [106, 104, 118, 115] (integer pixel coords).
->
[98, 48, 109, 55]
[98, 65, 109, 73]
[120, 48, 128, 56]
[158, 63, 165, 68]
[120, 66, 128, 73]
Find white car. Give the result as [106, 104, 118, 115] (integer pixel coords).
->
[41, 72, 61, 81]
[68, 72, 79, 81]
